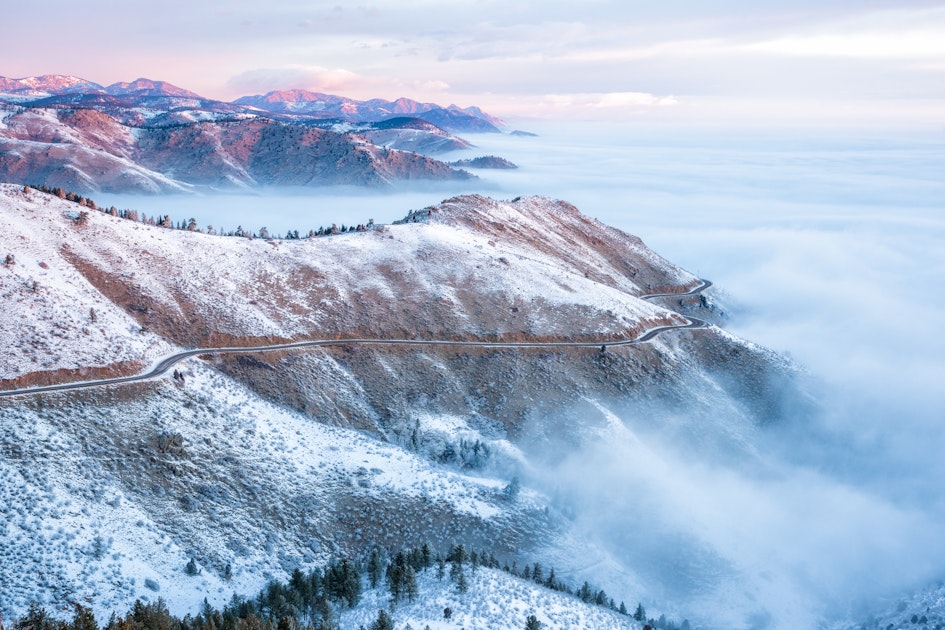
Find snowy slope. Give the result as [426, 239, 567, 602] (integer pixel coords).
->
[0, 184, 694, 385]
[0, 185, 798, 627]
[0, 186, 174, 384]
[0, 362, 550, 617]
[341, 569, 641, 630]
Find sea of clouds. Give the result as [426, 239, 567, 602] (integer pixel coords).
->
[100, 121, 945, 628]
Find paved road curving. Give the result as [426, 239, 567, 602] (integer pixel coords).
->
[0, 280, 713, 398]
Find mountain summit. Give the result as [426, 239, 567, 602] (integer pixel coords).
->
[0, 74, 103, 99]
[103, 78, 202, 98]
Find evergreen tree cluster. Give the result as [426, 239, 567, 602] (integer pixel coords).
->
[23, 184, 376, 241]
[435, 438, 491, 469]
[5, 540, 690, 630]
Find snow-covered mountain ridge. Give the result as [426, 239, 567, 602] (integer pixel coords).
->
[0, 73, 514, 193]
[0, 185, 800, 627]
[0, 185, 702, 389]
[0, 106, 474, 194]
[0, 74, 503, 133]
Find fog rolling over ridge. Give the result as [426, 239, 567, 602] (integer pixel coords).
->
[523, 125, 945, 628]
[98, 122, 945, 628]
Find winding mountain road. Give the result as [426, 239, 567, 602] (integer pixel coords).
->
[0, 280, 712, 398]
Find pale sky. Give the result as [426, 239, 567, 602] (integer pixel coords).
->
[3, 1, 945, 124]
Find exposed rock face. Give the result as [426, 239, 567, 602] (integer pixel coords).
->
[0, 185, 799, 619]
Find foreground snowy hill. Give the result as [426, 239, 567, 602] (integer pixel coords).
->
[0, 361, 549, 616]
[340, 568, 641, 630]
[0, 184, 799, 627]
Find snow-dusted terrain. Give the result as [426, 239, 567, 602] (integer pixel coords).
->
[0, 361, 544, 616]
[0, 184, 696, 384]
[0, 107, 473, 194]
[340, 568, 640, 630]
[0, 184, 796, 627]
[0, 74, 514, 194]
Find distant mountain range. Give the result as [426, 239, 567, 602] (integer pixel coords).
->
[0, 74, 518, 193]
[0, 74, 504, 133]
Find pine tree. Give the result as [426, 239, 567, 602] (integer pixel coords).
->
[421, 543, 431, 570]
[502, 476, 521, 501]
[404, 566, 419, 602]
[634, 603, 646, 621]
[579, 582, 592, 603]
[531, 562, 542, 584]
[525, 615, 542, 630]
[367, 548, 383, 589]
[456, 568, 468, 594]
[450, 544, 467, 565]
[449, 558, 463, 583]
[368, 609, 393, 630]
[23, 601, 49, 630]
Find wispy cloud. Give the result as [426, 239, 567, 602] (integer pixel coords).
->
[225, 65, 363, 95]
[223, 65, 452, 100]
[535, 91, 679, 113]
[742, 7, 945, 60]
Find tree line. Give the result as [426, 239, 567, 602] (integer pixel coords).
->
[23, 185, 375, 241]
[1, 540, 692, 630]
